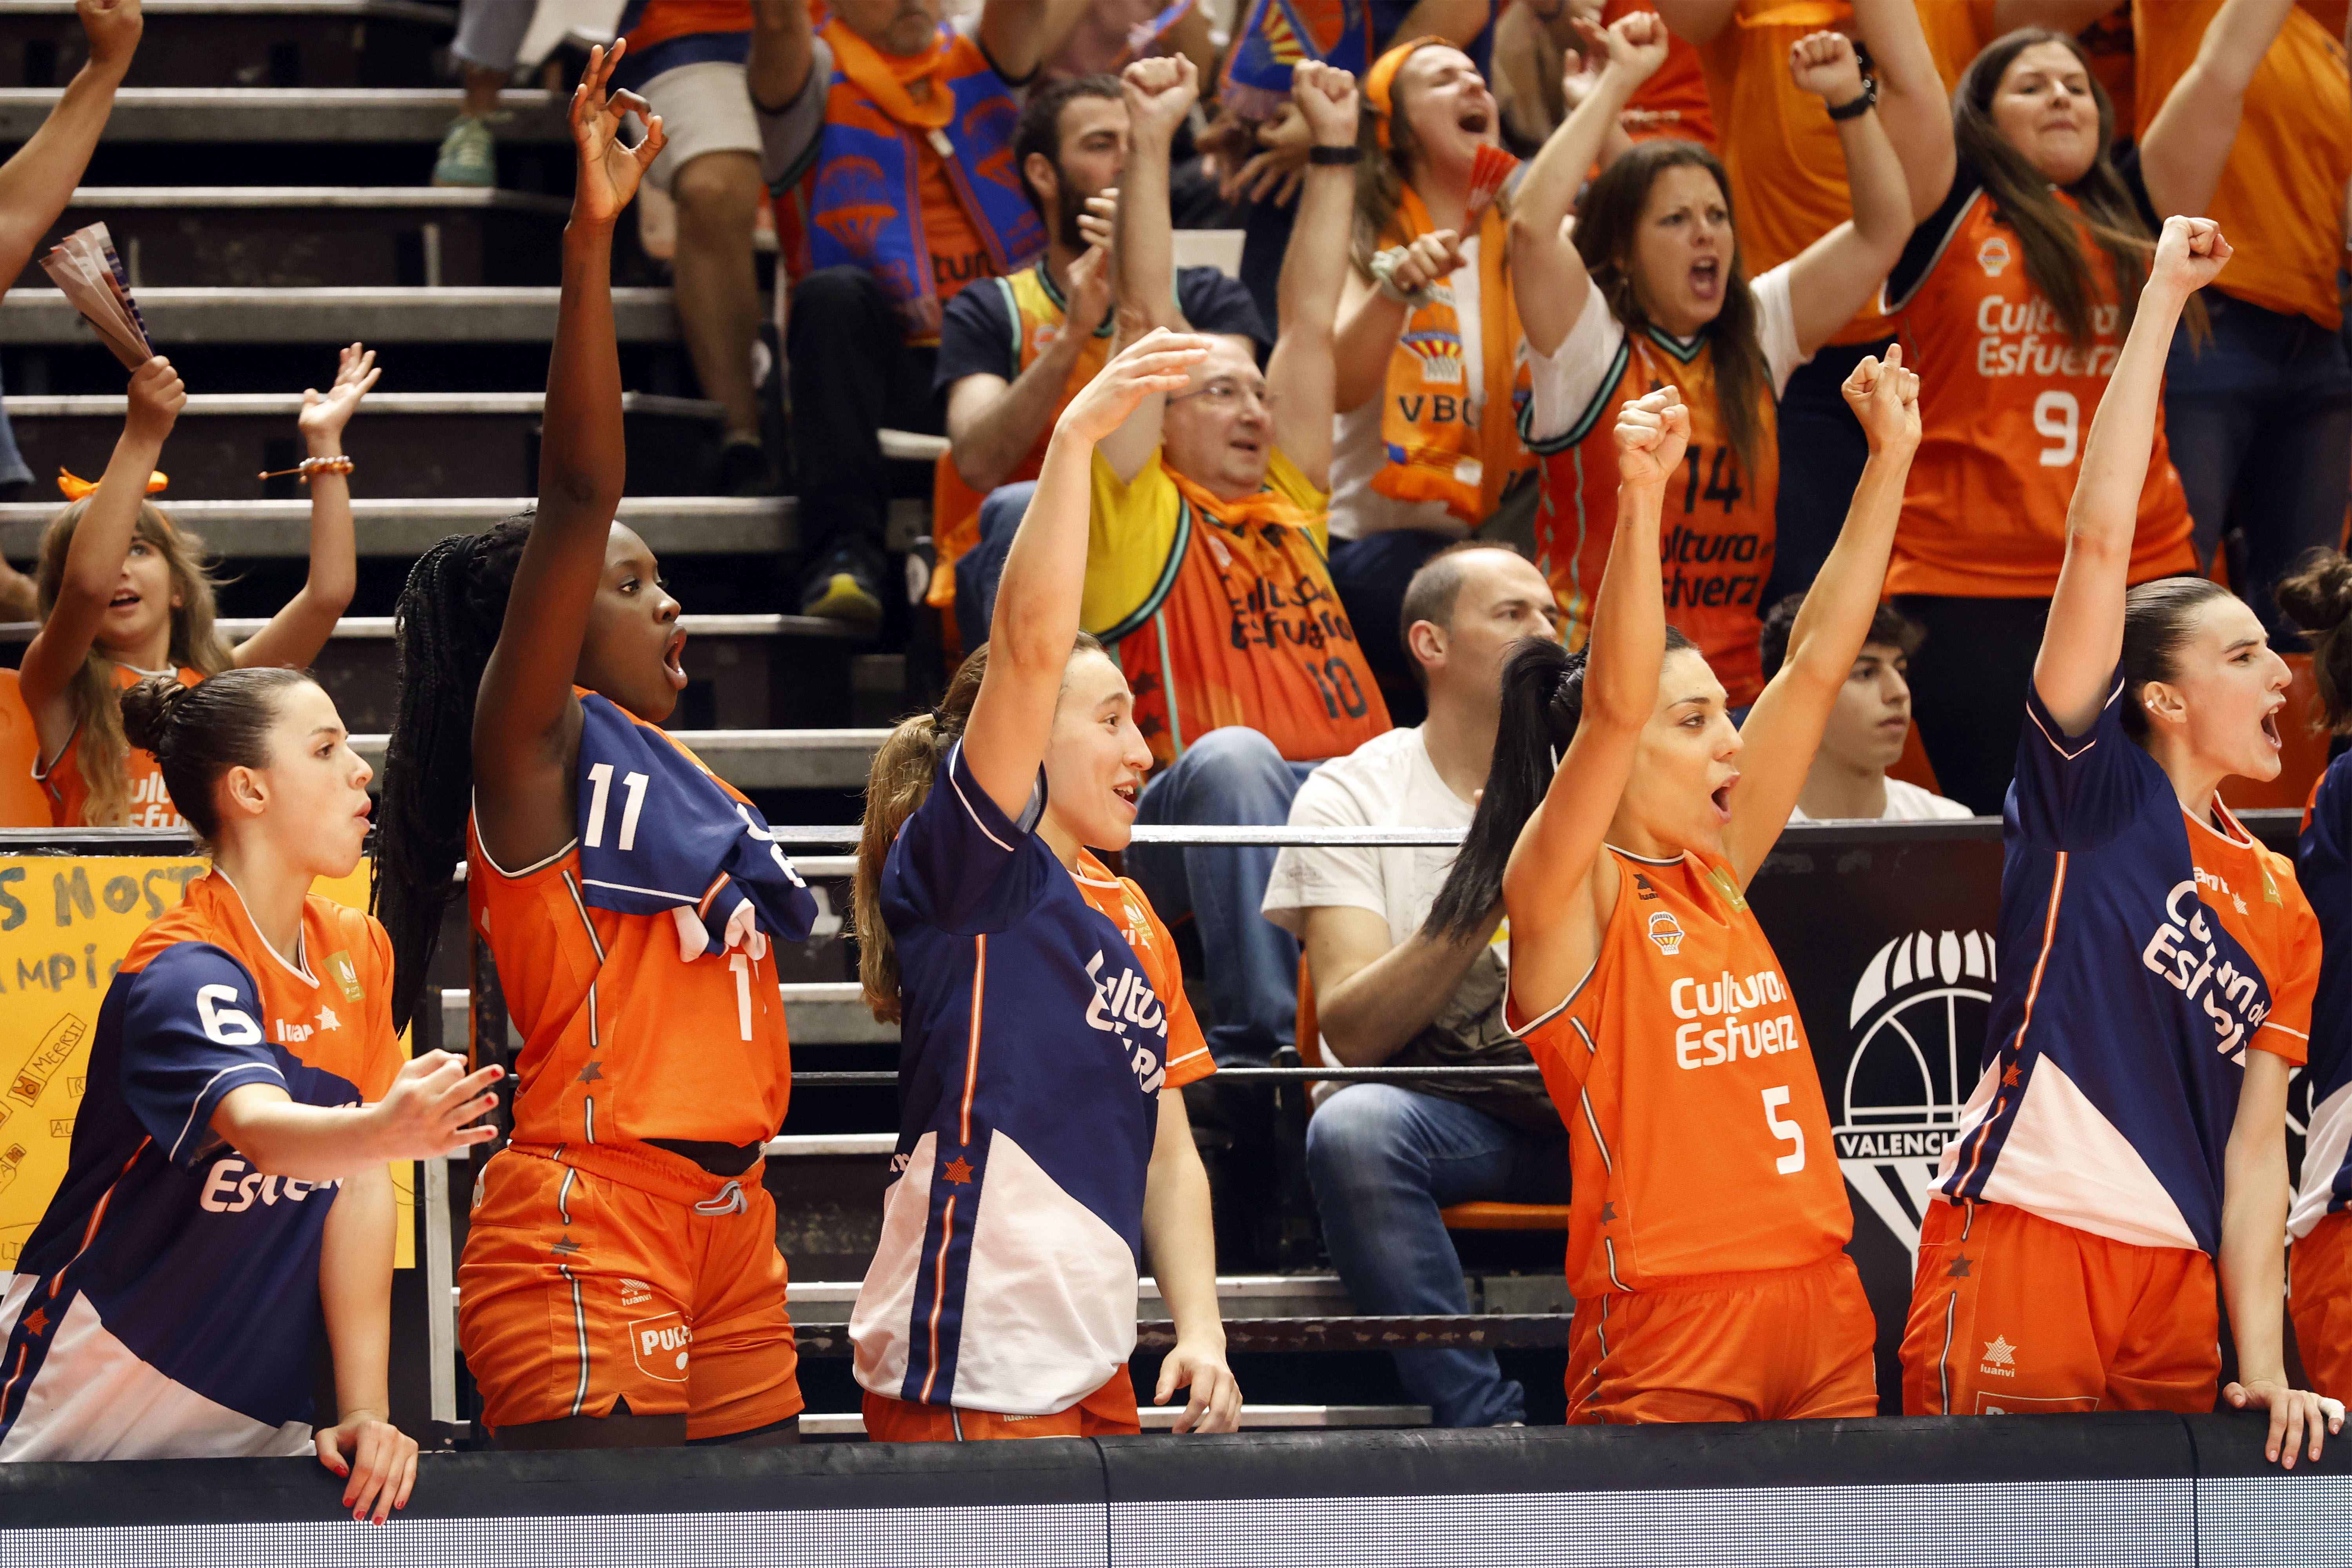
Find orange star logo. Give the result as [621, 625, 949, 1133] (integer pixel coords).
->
[942, 1156, 975, 1185]
[22, 1307, 48, 1336]
[2002, 1062, 2022, 1088]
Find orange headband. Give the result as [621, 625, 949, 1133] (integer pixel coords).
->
[56, 468, 167, 502]
[1364, 35, 1444, 150]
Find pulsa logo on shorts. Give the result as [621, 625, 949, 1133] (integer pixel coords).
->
[1836, 929, 1994, 1270]
[1976, 236, 2012, 277]
[630, 1312, 691, 1382]
[1646, 912, 1685, 956]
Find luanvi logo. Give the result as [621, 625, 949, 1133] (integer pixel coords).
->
[1836, 929, 1996, 1270]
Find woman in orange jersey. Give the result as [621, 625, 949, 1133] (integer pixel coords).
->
[19, 343, 376, 828]
[1510, 10, 1911, 706]
[848, 331, 1240, 1442]
[1420, 348, 1921, 1423]
[374, 42, 815, 1451]
[1899, 218, 2337, 1466]
[1883, 23, 2265, 812]
[1326, 33, 1534, 722]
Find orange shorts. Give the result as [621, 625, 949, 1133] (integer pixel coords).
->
[1901, 1198, 2217, 1416]
[1563, 1252, 1878, 1423]
[861, 1366, 1140, 1442]
[458, 1143, 802, 1441]
[2291, 1210, 2352, 1402]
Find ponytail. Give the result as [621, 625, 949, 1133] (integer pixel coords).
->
[2279, 548, 2352, 737]
[372, 515, 532, 1033]
[1423, 627, 1692, 942]
[855, 646, 991, 1023]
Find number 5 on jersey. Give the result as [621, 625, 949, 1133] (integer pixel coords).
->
[1761, 1085, 1806, 1174]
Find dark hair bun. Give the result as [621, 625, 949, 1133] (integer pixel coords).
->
[119, 674, 193, 754]
[2277, 550, 2352, 636]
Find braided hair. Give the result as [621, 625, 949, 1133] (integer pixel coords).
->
[372, 515, 532, 1032]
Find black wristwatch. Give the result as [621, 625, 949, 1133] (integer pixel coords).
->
[1308, 144, 1363, 165]
[1827, 75, 1879, 122]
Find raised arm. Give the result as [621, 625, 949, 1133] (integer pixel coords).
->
[746, 0, 817, 112]
[1783, 31, 1915, 355]
[18, 356, 181, 746]
[0, 0, 142, 300]
[233, 343, 376, 671]
[1649, 0, 1739, 46]
[471, 43, 663, 869]
[2034, 216, 2227, 733]
[979, 0, 1050, 82]
[1265, 60, 1361, 491]
[2138, 0, 2296, 221]
[1501, 387, 1683, 1019]
[1728, 348, 1919, 880]
[1848, 0, 1955, 226]
[1510, 10, 1669, 356]
[1098, 56, 1200, 483]
[962, 330, 1210, 818]
[949, 196, 1116, 492]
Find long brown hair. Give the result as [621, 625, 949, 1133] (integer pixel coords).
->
[35, 499, 235, 826]
[1351, 52, 1510, 273]
[1954, 28, 2180, 347]
[853, 633, 1111, 1022]
[1573, 139, 1770, 482]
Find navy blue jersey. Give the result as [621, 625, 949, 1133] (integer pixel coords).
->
[0, 873, 400, 1460]
[849, 742, 1212, 1417]
[2295, 754, 2352, 1240]
[1938, 674, 2318, 1254]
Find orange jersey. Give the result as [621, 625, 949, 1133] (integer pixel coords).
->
[1606, 0, 1719, 149]
[1514, 848, 1853, 1304]
[466, 806, 792, 1154]
[1703, 0, 1991, 342]
[36, 663, 200, 829]
[1531, 320, 1780, 705]
[2134, 0, 2350, 330]
[1885, 176, 2196, 597]
[2079, 2, 2136, 143]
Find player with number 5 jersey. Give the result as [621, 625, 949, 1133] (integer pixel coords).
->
[1423, 345, 1921, 1422]
[1508, 13, 1913, 705]
[374, 42, 816, 1452]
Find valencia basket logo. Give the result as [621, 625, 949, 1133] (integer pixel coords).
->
[1836, 929, 1995, 1268]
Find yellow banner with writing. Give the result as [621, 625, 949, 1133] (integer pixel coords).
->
[0, 857, 413, 1272]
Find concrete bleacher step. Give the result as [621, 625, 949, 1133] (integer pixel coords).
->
[2, 390, 713, 497]
[2, 287, 683, 348]
[344, 726, 888, 790]
[24, 187, 572, 290]
[0, 495, 802, 559]
[0, 0, 456, 90]
[0, 86, 569, 143]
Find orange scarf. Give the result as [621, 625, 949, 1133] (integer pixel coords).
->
[819, 15, 953, 131]
[1373, 185, 1529, 525]
[1165, 456, 1318, 535]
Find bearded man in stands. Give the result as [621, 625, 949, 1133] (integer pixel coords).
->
[750, 0, 1050, 622]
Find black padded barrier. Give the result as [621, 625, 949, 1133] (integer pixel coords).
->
[0, 1412, 2344, 1566]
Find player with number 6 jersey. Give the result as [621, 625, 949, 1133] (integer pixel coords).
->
[1423, 347, 1921, 1422]
[1509, 13, 1913, 705]
[374, 42, 817, 1452]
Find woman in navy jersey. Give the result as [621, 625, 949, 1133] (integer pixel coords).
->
[0, 669, 500, 1519]
[851, 328, 1241, 1441]
[1901, 216, 2336, 1466]
[2274, 551, 2352, 1407]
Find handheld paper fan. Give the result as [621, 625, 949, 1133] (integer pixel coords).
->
[1463, 143, 1522, 226]
[40, 223, 152, 370]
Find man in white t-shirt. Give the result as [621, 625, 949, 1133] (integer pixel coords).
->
[1262, 541, 1569, 1428]
[1757, 592, 1976, 824]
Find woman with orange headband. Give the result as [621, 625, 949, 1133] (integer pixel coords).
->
[19, 345, 377, 828]
[1326, 30, 1532, 725]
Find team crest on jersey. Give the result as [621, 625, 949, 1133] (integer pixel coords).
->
[1646, 912, 1685, 956]
[1976, 236, 2012, 277]
[327, 950, 365, 1004]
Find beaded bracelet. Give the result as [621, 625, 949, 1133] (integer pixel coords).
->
[1368, 246, 1435, 309]
[257, 454, 355, 483]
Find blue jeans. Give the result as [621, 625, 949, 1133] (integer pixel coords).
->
[953, 479, 1032, 653]
[0, 359, 29, 492]
[1305, 1084, 1570, 1427]
[1764, 339, 1882, 610]
[1124, 726, 1318, 1067]
[2166, 287, 2352, 641]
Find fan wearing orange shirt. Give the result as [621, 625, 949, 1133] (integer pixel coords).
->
[1882, 18, 2282, 812]
[2134, 0, 2352, 646]
[1420, 349, 1922, 1422]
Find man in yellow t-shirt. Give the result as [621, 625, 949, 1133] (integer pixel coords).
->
[1085, 54, 1389, 1074]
